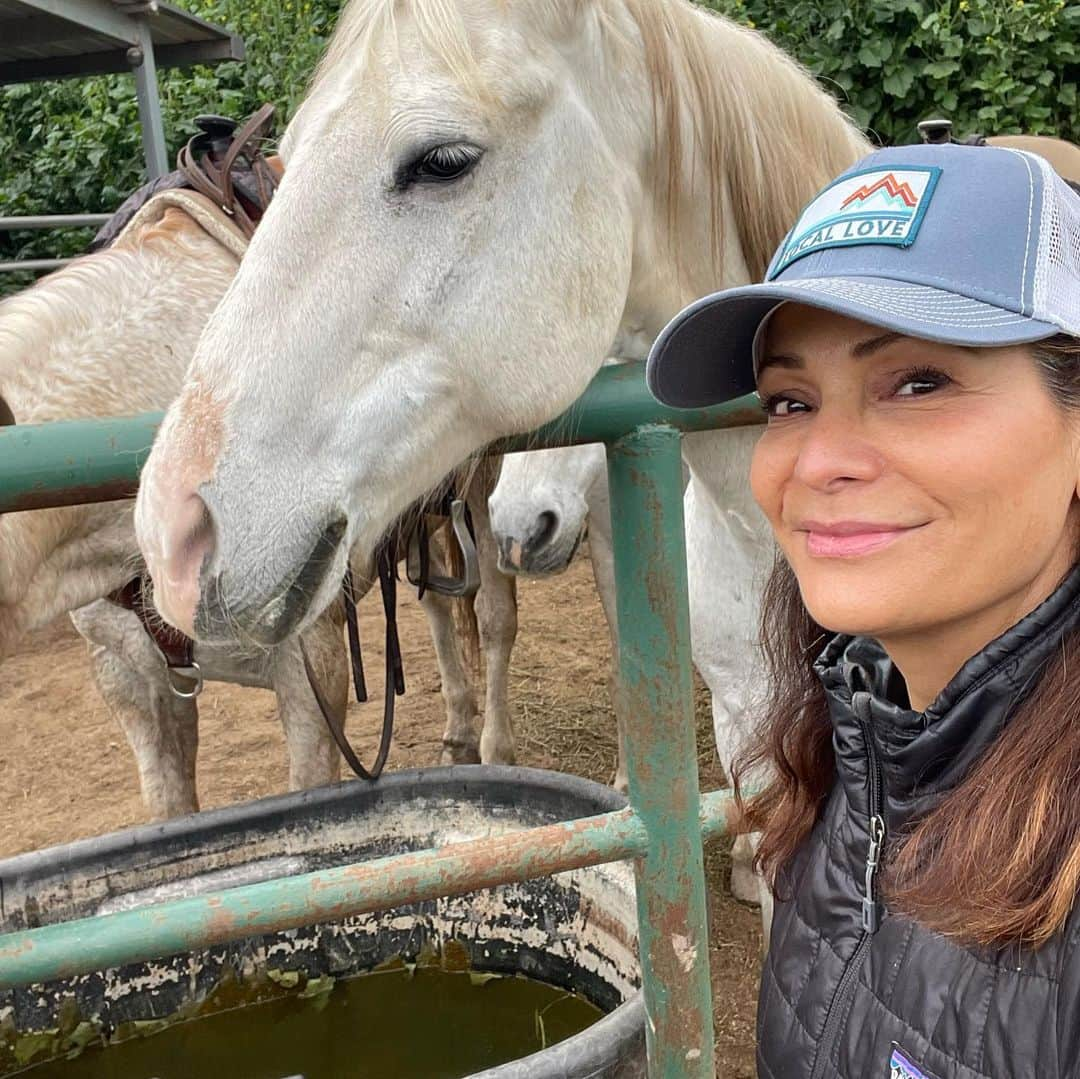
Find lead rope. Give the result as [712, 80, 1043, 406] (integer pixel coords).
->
[342, 566, 368, 703]
[301, 543, 404, 782]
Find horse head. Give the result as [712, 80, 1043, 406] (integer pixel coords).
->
[135, 0, 866, 643]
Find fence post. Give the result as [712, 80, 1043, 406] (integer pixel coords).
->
[606, 424, 715, 1077]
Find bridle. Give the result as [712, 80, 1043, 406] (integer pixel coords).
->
[98, 106, 481, 782]
[297, 483, 481, 781]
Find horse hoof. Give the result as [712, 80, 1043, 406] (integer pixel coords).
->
[479, 737, 516, 766]
[441, 741, 481, 765]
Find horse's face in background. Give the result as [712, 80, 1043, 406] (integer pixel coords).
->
[489, 443, 607, 577]
[135, 0, 645, 643]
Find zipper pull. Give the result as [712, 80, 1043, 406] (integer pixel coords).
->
[862, 813, 885, 933]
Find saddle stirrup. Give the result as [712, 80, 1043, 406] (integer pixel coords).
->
[405, 498, 481, 599]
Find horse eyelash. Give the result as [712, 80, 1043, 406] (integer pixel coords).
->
[394, 143, 483, 190]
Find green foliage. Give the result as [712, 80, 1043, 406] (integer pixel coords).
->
[699, 0, 1080, 145]
[1, 0, 1077, 289]
[0, 0, 344, 290]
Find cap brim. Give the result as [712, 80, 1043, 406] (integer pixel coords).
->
[646, 276, 1060, 409]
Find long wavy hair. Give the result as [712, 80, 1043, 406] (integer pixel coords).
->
[734, 335, 1080, 949]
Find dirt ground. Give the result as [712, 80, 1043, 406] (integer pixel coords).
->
[0, 553, 761, 1076]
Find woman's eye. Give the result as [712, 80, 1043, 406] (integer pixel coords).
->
[401, 144, 483, 187]
[893, 367, 952, 397]
[760, 394, 811, 419]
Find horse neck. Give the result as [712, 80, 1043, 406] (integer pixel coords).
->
[607, 0, 870, 342]
[0, 215, 238, 426]
[590, 1, 870, 509]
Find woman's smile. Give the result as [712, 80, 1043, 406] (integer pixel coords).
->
[794, 519, 929, 558]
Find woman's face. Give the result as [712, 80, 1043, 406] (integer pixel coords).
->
[751, 304, 1080, 643]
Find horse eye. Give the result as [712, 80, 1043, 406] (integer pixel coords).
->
[402, 144, 483, 187]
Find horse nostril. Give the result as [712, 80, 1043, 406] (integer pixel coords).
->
[177, 496, 214, 569]
[153, 492, 216, 635]
[526, 510, 558, 554]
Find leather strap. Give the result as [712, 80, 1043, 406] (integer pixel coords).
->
[343, 566, 368, 703]
[302, 543, 404, 782]
[176, 104, 278, 239]
[108, 577, 200, 696]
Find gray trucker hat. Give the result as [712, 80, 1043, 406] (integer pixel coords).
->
[646, 142, 1080, 409]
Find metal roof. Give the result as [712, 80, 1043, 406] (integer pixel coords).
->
[0, 0, 243, 84]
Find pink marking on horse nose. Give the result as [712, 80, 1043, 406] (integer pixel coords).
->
[154, 490, 215, 637]
[137, 377, 226, 637]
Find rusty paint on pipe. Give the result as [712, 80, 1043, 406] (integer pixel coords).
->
[0, 412, 159, 513]
[0, 807, 645, 990]
[0, 368, 761, 512]
[0, 793, 735, 992]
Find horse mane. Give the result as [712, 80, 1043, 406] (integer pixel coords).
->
[611, 0, 871, 280]
[312, 0, 869, 284]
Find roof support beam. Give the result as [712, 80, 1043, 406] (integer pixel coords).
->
[0, 35, 243, 82]
[8, 14, 87, 49]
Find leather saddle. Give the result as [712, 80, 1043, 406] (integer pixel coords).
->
[89, 104, 278, 253]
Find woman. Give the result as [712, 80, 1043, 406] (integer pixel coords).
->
[647, 142, 1080, 1079]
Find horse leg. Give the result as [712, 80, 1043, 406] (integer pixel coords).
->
[423, 585, 482, 765]
[72, 602, 199, 819]
[583, 479, 627, 791]
[272, 610, 346, 790]
[469, 460, 519, 766]
[684, 473, 772, 939]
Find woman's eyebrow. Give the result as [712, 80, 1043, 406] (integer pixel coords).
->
[851, 331, 903, 357]
[757, 353, 803, 373]
[758, 331, 911, 373]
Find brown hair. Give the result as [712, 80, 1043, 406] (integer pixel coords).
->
[735, 334, 1080, 949]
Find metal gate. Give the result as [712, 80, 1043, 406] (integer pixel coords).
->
[0, 362, 762, 1077]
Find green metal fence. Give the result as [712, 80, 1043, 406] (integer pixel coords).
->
[0, 364, 763, 1077]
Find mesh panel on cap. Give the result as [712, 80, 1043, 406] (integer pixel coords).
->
[1032, 152, 1080, 336]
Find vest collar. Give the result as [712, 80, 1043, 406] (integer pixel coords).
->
[814, 565, 1080, 829]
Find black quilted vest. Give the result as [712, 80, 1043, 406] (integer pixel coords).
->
[757, 566, 1080, 1079]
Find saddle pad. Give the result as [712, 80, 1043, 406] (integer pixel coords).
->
[112, 188, 249, 261]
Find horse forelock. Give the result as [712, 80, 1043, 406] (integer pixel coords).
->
[315, 0, 490, 100]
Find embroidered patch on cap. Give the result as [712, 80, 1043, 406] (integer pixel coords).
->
[890, 1044, 940, 1079]
[769, 165, 942, 278]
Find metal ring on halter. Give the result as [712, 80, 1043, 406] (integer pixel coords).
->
[167, 663, 203, 699]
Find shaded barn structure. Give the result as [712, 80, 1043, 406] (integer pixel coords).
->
[0, 0, 243, 272]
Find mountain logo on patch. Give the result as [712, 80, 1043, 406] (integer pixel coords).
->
[890, 1044, 940, 1079]
[842, 174, 920, 210]
[769, 165, 942, 278]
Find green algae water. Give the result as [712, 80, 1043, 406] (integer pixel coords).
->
[22, 968, 603, 1079]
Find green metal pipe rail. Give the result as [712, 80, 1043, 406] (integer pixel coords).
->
[0, 366, 763, 1078]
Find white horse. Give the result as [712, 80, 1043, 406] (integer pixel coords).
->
[133, 0, 869, 920]
[0, 188, 513, 820]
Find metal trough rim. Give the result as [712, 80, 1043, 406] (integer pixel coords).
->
[0, 787, 733, 991]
